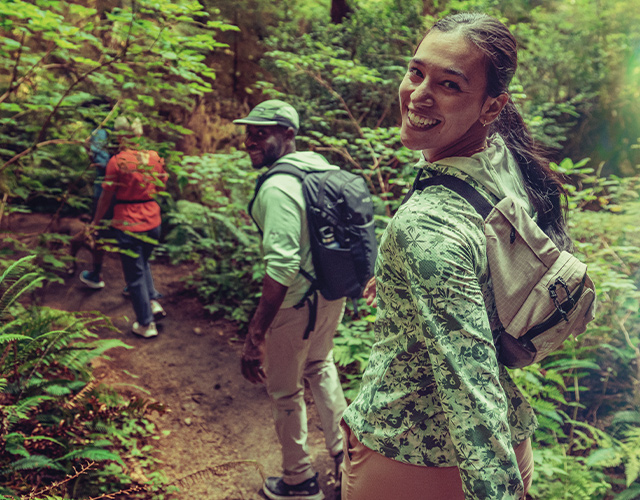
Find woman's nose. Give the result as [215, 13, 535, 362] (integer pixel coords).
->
[413, 80, 435, 106]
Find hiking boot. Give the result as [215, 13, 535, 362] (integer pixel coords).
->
[263, 473, 324, 500]
[132, 321, 158, 338]
[333, 451, 344, 490]
[79, 271, 105, 289]
[150, 300, 166, 322]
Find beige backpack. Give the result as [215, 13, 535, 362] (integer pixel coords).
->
[414, 174, 597, 368]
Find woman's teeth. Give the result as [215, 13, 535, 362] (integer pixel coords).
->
[408, 110, 439, 128]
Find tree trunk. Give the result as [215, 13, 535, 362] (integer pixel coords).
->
[422, 0, 435, 16]
[331, 0, 353, 24]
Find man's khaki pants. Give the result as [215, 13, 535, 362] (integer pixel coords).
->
[264, 295, 347, 485]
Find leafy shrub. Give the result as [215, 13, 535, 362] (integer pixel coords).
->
[0, 257, 167, 498]
[163, 152, 263, 327]
[0, 0, 237, 222]
[333, 305, 376, 401]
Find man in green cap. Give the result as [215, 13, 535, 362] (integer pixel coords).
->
[235, 100, 346, 500]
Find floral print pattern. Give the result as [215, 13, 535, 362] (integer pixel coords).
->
[342, 163, 537, 500]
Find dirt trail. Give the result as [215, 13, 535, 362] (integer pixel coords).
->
[16, 215, 339, 500]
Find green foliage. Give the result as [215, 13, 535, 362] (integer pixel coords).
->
[256, 2, 423, 217]
[504, 161, 640, 498]
[512, 0, 640, 170]
[163, 152, 263, 327]
[0, 257, 167, 498]
[2, 0, 639, 497]
[530, 446, 612, 500]
[588, 421, 640, 489]
[0, 0, 236, 216]
[0, 255, 44, 319]
[333, 306, 376, 400]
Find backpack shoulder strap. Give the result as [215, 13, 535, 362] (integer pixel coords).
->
[268, 162, 307, 181]
[248, 162, 307, 232]
[247, 162, 320, 339]
[415, 174, 494, 219]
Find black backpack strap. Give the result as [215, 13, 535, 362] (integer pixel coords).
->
[247, 163, 307, 236]
[114, 198, 156, 204]
[248, 163, 320, 340]
[408, 173, 494, 219]
[293, 288, 318, 340]
[402, 169, 424, 205]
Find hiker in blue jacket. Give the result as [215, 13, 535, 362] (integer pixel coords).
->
[235, 100, 347, 500]
[78, 127, 113, 289]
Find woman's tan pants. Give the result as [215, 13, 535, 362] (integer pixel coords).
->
[340, 421, 533, 500]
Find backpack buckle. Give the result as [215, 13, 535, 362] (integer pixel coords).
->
[548, 281, 569, 322]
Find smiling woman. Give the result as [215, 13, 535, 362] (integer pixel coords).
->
[399, 30, 506, 160]
[340, 12, 574, 500]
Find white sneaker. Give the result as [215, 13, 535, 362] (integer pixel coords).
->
[150, 300, 166, 322]
[132, 321, 158, 338]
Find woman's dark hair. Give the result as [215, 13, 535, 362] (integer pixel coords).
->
[428, 13, 573, 251]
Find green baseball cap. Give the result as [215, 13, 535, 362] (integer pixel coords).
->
[233, 99, 299, 132]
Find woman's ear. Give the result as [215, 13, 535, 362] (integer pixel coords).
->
[480, 93, 509, 127]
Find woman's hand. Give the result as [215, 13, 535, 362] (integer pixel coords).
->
[363, 276, 377, 307]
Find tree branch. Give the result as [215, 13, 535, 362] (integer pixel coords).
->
[0, 45, 56, 106]
[2, 3, 137, 174]
[302, 68, 392, 216]
[4, 32, 25, 99]
[0, 140, 86, 174]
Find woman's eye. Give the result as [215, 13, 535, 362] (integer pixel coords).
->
[442, 80, 461, 91]
[407, 67, 423, 78]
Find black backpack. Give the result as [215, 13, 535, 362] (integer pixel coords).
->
[249, 162, 377, 336]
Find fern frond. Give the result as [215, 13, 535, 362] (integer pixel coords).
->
[169, 460, 266, 490]
[43, 384, 73, 396]
[0, 273, 44, 320]
[613, 483, 640, 500]
[0, 255, 35, 287]
[612, 410, 640, 427]
[0, 256, 43, 320]
[60, 448, 125, 468]
[620, 427, 640, 486]
[93, 421, 109, 434]
[5, 394, 55, 427]
[7, 454, 65, 471]
[63, 379, 98, 410]
[54, 339, 129, 375]
[0, 332, 31, 343]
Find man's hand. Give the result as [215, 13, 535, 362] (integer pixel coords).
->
[241, 335, 266, 384]
[363, 276, 377, 307]
[240, 274, 288, 385]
